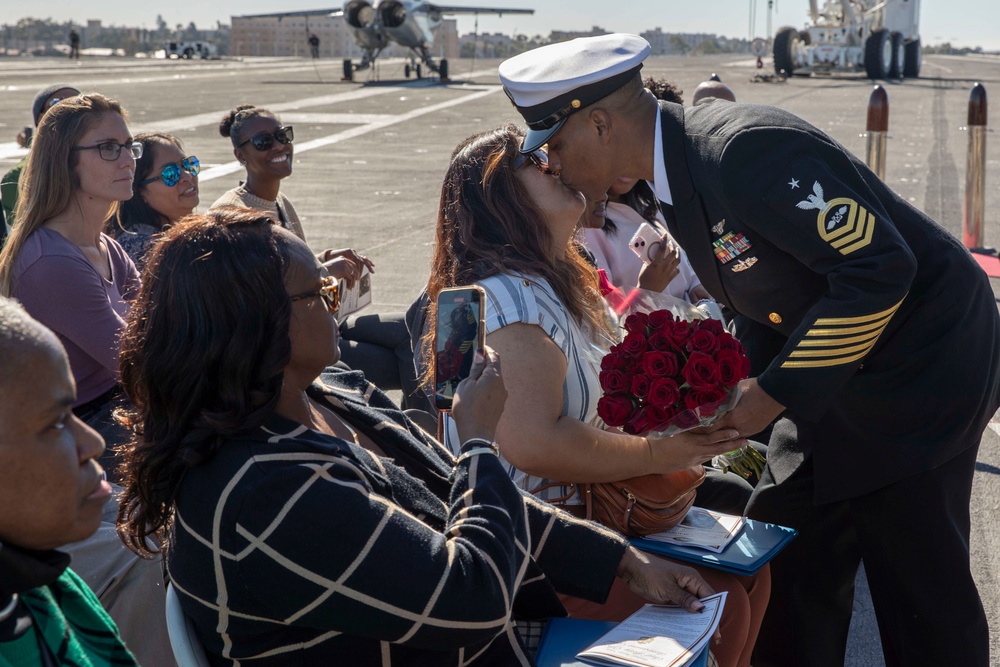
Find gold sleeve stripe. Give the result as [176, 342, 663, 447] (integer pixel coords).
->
[794, 330, 882, 348]
[831, 207, 876, 255]
[811, 298, 905, 326]
[787, 339, 878, 358]
[781, 348, 870, 368]
[804, 313, 894, 337]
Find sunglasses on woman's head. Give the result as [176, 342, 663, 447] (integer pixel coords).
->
[137, 156, 200, 187]
[237, 126, 294, 152]
[513, 148, 551, 175]
[290, 276, 340, 314]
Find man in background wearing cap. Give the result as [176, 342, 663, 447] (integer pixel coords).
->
[1, 84, 80, 232]
[499, 34, 999, 667]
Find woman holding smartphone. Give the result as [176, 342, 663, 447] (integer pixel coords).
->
[420, 125, 770, 667]
[115, 207, 721, 665]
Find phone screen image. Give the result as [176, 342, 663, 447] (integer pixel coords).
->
[434, 287, 485, 411]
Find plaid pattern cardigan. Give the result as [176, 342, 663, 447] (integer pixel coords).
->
[167, 370, 628, 665]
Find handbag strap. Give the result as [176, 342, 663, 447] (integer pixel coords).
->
[530, 481, 594, 521]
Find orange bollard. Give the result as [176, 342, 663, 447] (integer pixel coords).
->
[963, 83, 988, 249]
[866, 85, 888, 180]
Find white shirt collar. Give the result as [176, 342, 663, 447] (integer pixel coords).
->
[649, 108, 672, 207]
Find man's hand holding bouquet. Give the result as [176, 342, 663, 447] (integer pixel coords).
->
[596, 289, 767, 480]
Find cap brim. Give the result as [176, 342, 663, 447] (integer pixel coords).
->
[520, 118, 566, 154]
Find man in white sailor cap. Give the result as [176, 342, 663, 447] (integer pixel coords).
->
[500, 34, 999, 667]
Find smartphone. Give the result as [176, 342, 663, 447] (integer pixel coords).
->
[629, 222, 663, 264]
[434, 286, 487, 411]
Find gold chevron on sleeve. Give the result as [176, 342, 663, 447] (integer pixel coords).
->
[780, 296, 906, 369]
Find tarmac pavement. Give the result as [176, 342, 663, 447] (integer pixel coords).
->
[0, 52, 997, 665]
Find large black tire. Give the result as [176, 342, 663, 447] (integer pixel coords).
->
[182, 48, 194, 59]
[404, 63, 411, 78]
[773, 26, 798, 76]
[865, 28, 891, 79]
[439, 58, 449, 80]
[904, 38, 922, 77]
[416, 63, 422, 79]
[342, 58, 353, 81]
[888, 31, 905, 79]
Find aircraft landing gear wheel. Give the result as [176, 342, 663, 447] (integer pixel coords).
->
[342, 58, 353, 81]
[773, 26, 798, 77]
[404, 64, 411, 78]
[183, 48, 194, 59]
[865, 28, 891, 79]
[904, 38, 921, 77]
[439, 58, 449, 80]
[889, 31, 905, 79]
[416, 63, 422, 79]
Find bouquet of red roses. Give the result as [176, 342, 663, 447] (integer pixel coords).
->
[595, 293, 766, 478]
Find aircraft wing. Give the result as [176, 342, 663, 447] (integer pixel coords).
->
[235, 9, 344, 19]
[429, 5, 534, 15]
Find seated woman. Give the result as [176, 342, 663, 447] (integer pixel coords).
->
[0, 93, 141, 465]
[115, 208, 719, 665]
[420, 125, 770, 667]
[0, 296, 136, 666]
[212, 104, 422, 408]
[109, 131, 200, 271]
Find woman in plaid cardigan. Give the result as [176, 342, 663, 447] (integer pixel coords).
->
[115, 208, 717, 666]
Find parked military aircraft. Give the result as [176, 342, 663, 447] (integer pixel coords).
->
[248, 1, 533, 80]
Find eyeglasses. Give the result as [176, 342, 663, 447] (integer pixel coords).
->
[71, 141, 143, 161]
[237, 126, 294, 152]
[290, 276, 340, 313]
[513, 148, 551, 174]
[137, 156, 201, 187]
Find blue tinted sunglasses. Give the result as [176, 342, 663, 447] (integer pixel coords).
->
[138, 156, 200, 187]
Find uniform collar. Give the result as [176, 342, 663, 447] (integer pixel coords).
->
[650, 104, 673, 206]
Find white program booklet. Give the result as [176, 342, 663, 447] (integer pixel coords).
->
[337, 267, 372, 319]
[642, 508, 746, 554]
[577, 593, 726, 667]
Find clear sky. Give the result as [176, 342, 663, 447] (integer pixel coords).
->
[10, 0, 1000, 50]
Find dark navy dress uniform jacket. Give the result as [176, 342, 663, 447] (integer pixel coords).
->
[657, 100, 1000, 503]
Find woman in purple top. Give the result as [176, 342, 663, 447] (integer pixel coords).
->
[0, 93, 142, 471]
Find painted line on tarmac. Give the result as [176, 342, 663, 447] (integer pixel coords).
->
[198, 85, 503, 183]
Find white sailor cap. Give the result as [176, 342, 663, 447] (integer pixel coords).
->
[499, 34, 651, 153]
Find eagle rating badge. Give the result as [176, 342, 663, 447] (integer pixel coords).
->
[795, 180, 876, 255]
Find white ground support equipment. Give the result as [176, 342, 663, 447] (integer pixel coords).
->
[773, 0, 921, 79]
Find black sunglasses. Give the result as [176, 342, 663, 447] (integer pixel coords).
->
[71, 141, 143, 162]
[513, 148, 551, 174]
[137, 156, 201, 187]
[237, 126, 294, 152]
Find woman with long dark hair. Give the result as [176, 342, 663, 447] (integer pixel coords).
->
[109, 131, 199, 270]
[115, 207, 720, 664]
[421, 125, 770, 667]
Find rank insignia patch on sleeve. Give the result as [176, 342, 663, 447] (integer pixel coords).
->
[713, 231, 752, 264]
[795, 180, 876, 255]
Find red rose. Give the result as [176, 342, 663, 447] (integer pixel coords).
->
[673, 407, 701, 430]
[597, 395, 635, 427]
[630, 374, 651, 399]
[645, 404, 677, 431]
[698, 318, 725, 336]
[718, 334, 742, 352]
[647, 330, 677, 352]
[647, 309, 674, 331]
[716, 349, 748, 386]
[622, 330, 649, 357]
[666, 319, 693, 347]
[599, 369, 628, 394]
[647, 378, 681, 411]
[682, 352, 721, 390]
[624, 312, 650, 334]
[640, 351, 678, 379]
[686, 328, 720, 355]
[685, 386, 729, 415]
[601, 349, 629, 372]
[623, 405, 651, 435]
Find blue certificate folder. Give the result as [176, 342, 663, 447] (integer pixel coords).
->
[535, 618, 709, 667]
[631, 519, 798, 576]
